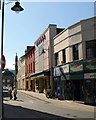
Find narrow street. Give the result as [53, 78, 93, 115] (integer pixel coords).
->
[3, 90, 95, 120]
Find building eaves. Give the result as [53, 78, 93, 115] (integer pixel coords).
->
[53, 17, 95, 40]
[53, 28, 66, 40]
[19, 54, 25, 61]
[25, 46, 35, 55]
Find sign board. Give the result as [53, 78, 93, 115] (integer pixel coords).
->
[84, 59, 96, 71]
[60, 64, 69, 73]
[70, 62, 83, 73]
[53, 67, 61, 77]
[84, 73, 96, 79]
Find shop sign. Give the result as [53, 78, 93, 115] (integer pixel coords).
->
[36, 34, 46, 46]
[70, 62, 83, 73]
[84, 73, 96, 79]
[60, 64, 69, 73]
[53, 67, 61, 77]
[84, 59, 96, 71]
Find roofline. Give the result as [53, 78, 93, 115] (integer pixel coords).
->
[25, 46, 35, 55]
[34, 24, 57, 44]
[53, 17, 95, 40]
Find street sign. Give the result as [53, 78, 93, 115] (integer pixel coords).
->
[1, 54, 6, 70]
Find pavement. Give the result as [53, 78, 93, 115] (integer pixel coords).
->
[18, 90, 95, 113]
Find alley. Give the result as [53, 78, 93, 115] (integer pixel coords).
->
[3, 90, 95, 120]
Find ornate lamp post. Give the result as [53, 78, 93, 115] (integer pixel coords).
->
[14, 53, 18, 87]
[11, 1, 24, 12]
[42, 47, 54, 97]
[42, 47, 50, 87]
[0, 1, 24, 119]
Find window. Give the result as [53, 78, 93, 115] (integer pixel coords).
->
[55, 52, 59, 65]
[33, 61, 35, 73]
[39, 45, 44, 56]
[29, 64, 30, 73]
[31, 63, 32, 72]
[86, 40, 96, 58]
[73, 44, 79, 60]
[62, 49, 66, 63]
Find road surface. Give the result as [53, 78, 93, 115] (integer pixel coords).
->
[3, 90, 95, 120]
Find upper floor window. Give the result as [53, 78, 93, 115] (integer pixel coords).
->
[39, 45, 44, 56]
[31, 63, 32, 72]
[29, 64, 30, 73]
[55, 52, 59, 66]
[73, 44, 79, 60]
[86, 40, 96, 58]
[62, 49, 66, 63]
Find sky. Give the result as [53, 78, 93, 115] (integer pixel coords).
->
[0, 1, 95, 70]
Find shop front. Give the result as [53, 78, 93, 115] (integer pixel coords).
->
[25, 78, 31, 91]
[53, 58, 96, 104]
[30, 79, 35, 92]
[69, 61, 84, 101]
[53, 61, 84, 101]
[83, 58, 96, 105]
[31, 71, 50, 93]
[53, 66, 61, 98]
[53, 64, 70, 99]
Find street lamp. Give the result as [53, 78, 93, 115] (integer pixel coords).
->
[41, 47, 51, 87]
[0, 1, 24, 120]
[11, 1, 24, 12]
[14, 53, 18, 87]
[42, 47, 54, 97]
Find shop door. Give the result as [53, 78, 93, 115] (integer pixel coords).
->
[42, 79, 47, 92]
[64, 81, 73, 100]
[73, 80, 81, 101]
[30, 80, 32, 90]
[26, 81, 28, 90]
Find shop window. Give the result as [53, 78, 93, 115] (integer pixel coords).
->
[86, 40, 96, 58]
[43, 79, 46, 90]
[35, 80, 39, 90]
[73, 44, 79, 60]
[55, 52, 59, 66]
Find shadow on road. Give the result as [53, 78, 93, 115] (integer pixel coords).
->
[3, 90, 24, 102]
[3, 103, 74, 120]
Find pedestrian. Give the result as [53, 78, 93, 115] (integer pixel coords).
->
[8, 85, 13, 99]
[46, 86, 52, 98]
[13, 86, 17, 100]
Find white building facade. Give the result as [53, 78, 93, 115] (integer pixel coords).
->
[53, 17, 96, 105]
[17, 55, 26, 90]
[32, 24, 64, 93]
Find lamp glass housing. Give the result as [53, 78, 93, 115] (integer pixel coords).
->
[11, 2, 24, 12]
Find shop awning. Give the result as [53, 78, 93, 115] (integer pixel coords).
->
[31, 70, 50, 78]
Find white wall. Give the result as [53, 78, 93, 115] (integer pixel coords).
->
[53, 17, 95, 66]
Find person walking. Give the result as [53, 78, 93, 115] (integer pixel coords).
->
[13, 86, 17, 100]
[8, 85, 13, 99]
[46, 86, 52, 98]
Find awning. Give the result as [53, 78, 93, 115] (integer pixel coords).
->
[31, 70, 50, 79]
